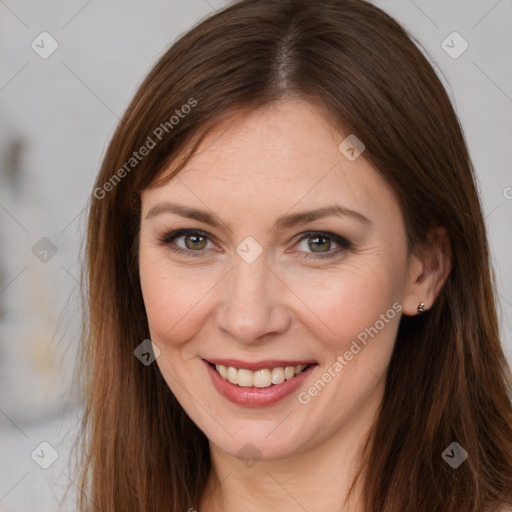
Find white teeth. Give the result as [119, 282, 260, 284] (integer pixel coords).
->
[218, 365, 228, 379]
[271, 367, 285, 385]
[227, 366, 237, 385]
[237, 369, 253, 387]
[253, 369, 271, 388]
[214, 363, 308, 388]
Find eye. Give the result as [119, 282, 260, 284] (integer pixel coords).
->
[158, 229, 216, 257]
[158, 229, 352, 260]
[292, 231, 352, 260]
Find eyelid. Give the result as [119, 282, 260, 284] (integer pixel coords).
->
[289, 231, 352, 259]
[290, 230, 350, 247]
[159, 229, 218, 255]
[158, 228, 351, 259]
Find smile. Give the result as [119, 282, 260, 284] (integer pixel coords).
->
[209, 362, 311, 388]
[203, 358, 318, 407]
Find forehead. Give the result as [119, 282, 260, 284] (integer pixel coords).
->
[142, 99, 399, 225]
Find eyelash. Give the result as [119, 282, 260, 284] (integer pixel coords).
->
[157, 229, 352, 260]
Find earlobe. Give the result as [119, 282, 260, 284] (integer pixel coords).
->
[402, 225, 452, 317]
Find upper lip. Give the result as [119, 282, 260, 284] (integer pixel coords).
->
[204, 358, 317, 371]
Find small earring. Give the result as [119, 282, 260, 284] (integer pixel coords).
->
[417, 302, 425, 313]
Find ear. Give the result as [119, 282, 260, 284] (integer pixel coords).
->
[402, 225, 452, 316]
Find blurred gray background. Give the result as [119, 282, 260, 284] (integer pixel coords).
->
[0, 1, 511, 510]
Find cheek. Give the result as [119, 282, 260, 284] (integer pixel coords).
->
[139, 245, 217, 348]
[290, 256, 405, 356]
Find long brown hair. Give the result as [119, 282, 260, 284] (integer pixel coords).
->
[72, 1, 512, 510]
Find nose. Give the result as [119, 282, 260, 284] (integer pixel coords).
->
[216, 251, 291, 344]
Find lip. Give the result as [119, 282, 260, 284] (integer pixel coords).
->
[203, 359, 318, 407]
[204, 358, 317, 371]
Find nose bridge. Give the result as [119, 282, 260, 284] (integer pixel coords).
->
[232, 248, 269, 300]
[217, 246, 288, 343]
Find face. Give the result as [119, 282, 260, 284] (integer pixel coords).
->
[138, 98, 415, 461]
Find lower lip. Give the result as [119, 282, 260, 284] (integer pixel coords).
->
[204, 360, 318, 407]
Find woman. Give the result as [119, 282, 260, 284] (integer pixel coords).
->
[73, 0, 512, 510]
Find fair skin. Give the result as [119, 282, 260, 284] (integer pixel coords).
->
[138, 98, 451, 512]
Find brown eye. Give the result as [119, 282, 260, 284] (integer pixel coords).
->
[307, 236, 332, 253]
[184, 234, 208, 250]
[293, 231, 352, 260]
[159, 229, 214, 257]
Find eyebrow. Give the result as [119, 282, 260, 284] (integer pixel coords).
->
[146, 201, 372, 231]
